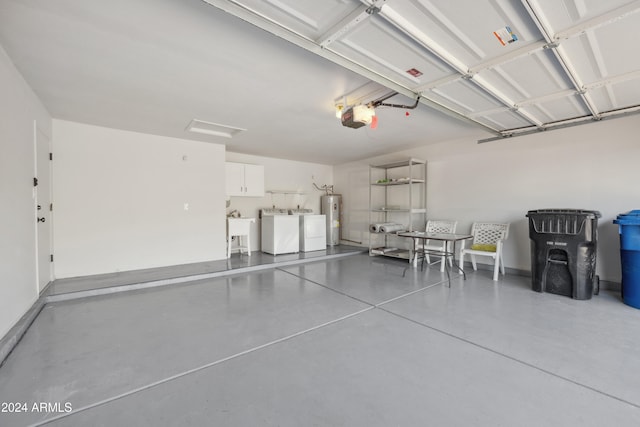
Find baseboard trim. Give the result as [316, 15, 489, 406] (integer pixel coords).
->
[0, 282, 51, 368]
[46, 250, 362, 303]
[460, 261, 621, 292]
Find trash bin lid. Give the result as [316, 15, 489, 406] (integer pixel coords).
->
[526, 209, 601, 218]
[614, 210, 640, 225]
[618, 210, 640, 216]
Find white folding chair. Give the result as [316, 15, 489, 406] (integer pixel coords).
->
[413, 220, 458, 272]
[459, 222, 510, 281]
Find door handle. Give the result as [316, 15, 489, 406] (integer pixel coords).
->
[37, 217, 46, 223]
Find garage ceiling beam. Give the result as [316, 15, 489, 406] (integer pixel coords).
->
[522, 0, 601, 119]
[478, 104, 640, 143]
[554, 0, 640, 41]
[201, 0, 502, 136]
[380, 4, 544, 128]
[317, 1, 386, 48]
[585, 69, 640, 90]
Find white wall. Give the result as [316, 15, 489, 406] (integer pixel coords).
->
[53, 121, 227, 278]
[334, 114, 640, 283]
[0, 45, 51, 338]
[225, 152, 333, 251]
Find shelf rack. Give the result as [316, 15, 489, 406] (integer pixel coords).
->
[369, 158, 427, 261]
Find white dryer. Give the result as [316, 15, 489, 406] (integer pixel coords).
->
[261, 208, 299, 255]
[290, 209, 326, 252]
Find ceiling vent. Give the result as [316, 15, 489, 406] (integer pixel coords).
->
[185, 119, 246, 138]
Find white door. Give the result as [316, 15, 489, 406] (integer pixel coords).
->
[35, 125, 52, 293]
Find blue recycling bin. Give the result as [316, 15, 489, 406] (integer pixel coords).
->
[613, 210, 640, 309]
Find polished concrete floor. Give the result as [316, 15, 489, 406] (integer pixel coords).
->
[1, 254, 640, 426]
[48, 245, 365, 297]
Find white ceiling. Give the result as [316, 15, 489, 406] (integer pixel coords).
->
[1, 0, 639, 165]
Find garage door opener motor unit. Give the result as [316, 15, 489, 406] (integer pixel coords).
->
[339, 93, 420, 129]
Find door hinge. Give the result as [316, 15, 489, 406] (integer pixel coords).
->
[49, 203, 53, 212]
[49, 152, 53, 161]
[50, 254, 54, 262]
[33, 177, 38, 187]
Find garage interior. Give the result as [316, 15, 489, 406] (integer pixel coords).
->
[2, 0, 640, 425]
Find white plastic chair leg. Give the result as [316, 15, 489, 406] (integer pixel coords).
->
[493, 255, 500, 281]
[471, 254, 478, 271]
[246, 234, 251, 256]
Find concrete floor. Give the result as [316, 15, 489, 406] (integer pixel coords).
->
[1, 253, 640, 426]
[48, 245, 365, 297]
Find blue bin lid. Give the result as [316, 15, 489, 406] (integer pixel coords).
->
[619, 210, 640, 216]
[614, 210, 640, 225]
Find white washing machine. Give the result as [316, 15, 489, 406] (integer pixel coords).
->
[261, 208, 299, 255]
[290, 209, 326, 252]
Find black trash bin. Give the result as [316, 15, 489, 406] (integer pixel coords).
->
[526, 209, 601, 300]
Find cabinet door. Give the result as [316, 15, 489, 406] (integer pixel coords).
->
[243, 164, 265, 197]
[225, 162, 245, 196]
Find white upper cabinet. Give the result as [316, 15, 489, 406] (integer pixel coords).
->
[225, 162, 244, 196]
[225, 162, 264, 197]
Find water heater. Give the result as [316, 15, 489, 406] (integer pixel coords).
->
[321, 194, 341, 246]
